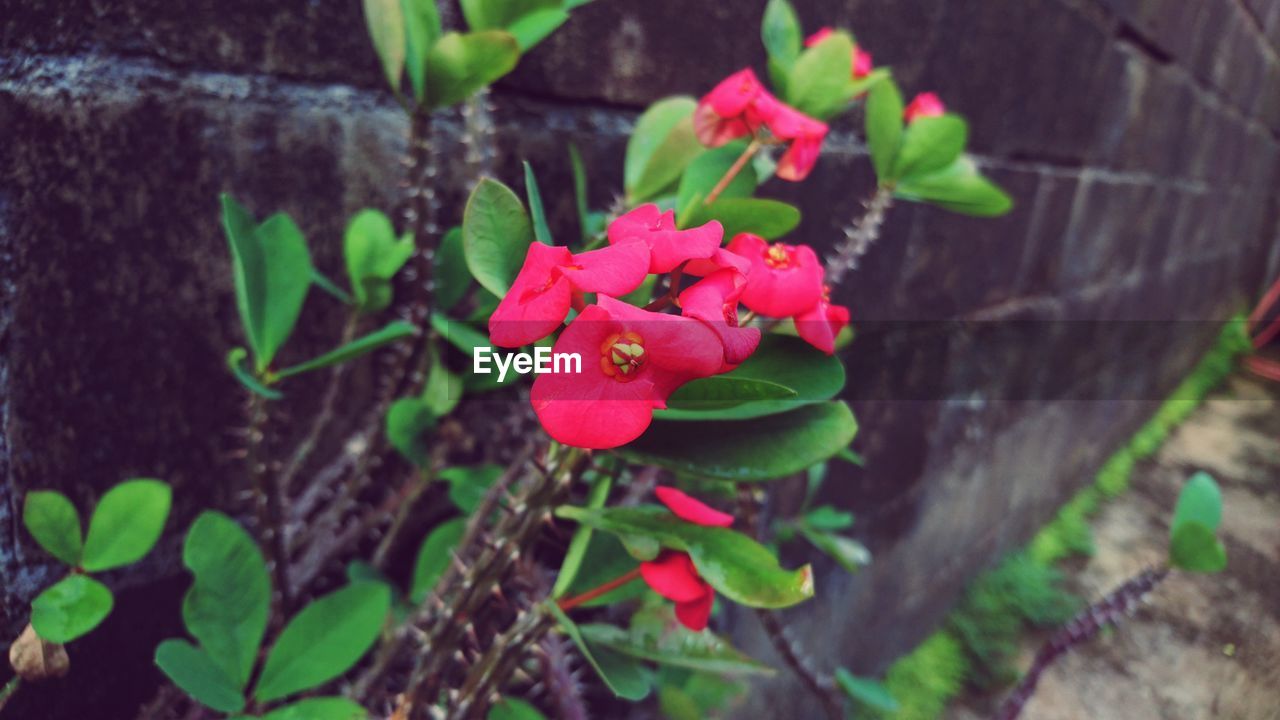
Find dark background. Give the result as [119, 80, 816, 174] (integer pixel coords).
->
[2, 0, 1278, 717]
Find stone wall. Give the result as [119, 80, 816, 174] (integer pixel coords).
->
[2, 0, 1278, 717]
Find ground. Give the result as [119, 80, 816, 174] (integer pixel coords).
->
[947, 373, 1280, 720]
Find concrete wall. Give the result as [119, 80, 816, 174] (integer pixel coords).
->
[2, 0, 1278, 717]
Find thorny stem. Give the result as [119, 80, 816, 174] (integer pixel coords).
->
[825, 185, 894, 287]
[737, 487, 845, 720]
[556, 567, 643, 612]
[372, 459, 440, 568]
[704, 139, 762, 207]
[995, 566, 1170, 720]
[247, 394, 292, 612]
[452, 606, 556, 720]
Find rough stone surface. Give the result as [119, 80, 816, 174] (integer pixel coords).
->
[2, 1, 1278, 718]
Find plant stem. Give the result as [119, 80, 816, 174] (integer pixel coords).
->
[247, 394, 292, 612]
[704, 139, 761, 207]
[996, 566, 1169, 720]
[0, 676, 20, 714]
[826, 186, 894, 287]
[556, 567, 642, 612]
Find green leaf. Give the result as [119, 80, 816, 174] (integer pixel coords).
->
[275, 321, 417, 379]
[1171, 472, 1223, 537]
[580, 619, 774, 676]
[553, 474, 612, 598]
[548, 604, 651, 700]
[432, 314, 494, 355]
[524, 161, 553, 245]
[410, 517, 466, 603]
[255, 214, 315, 372]
[423, 31, 520, 109]
[761, 0, 802, 71]
[182, 511, 271, 688]
[363, 0, 407, 92]
[402, 0, 443, 102]
[435, 226, 471, 311]
[626, 97, 701, 203]
[865, 78, 904, 182]
[893, 114, 968, 181]
[463, 177, 535, 296]
[555, 506, 815, 608]
[460, 0, 560, 31]
[227, 348, 283, 400]
[626, 402, 858, 482]
[488, 698, 546, 720]
[655, 336, 845, 421]
[423, 346, 463, 417]
[676, 141, 758, 224]
[155, 639, 246, 713]
[81, 478, 171, 572]
[893, 157, 1013, 217]
[666, 376, 798, 411]
[344, 209, 415, 313]
[803, 505, 854, 531]
[569, 144, 591, 243]
[440, 464, 503, 514]
[506, 8, 570, 50]
[681, 197, 801, 240]
[561, 532, 649, 607]
[387, 398, 435, 467]
[799, 527, 869, 573]
[786, 30, 854, 119]
[222, 194, 268, 367]
[31, 575, 114, 643]
[253, 582, 391, 702]
[260, 697, 368, 720]
[835, 668, 900, 713]
[23, 490, 82, 566]
[310, 268, 354, 305]
[1169, 522, 1227, 573]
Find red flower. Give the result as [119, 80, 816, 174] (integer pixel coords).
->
[639, 551, 715, 631]
[768, 103, 828, 181]
[639, 487, 734, 630]
[608, 204, 723, 274]
[804, 27, 874, 79]
[679, 269, 761, 369]
[693, 68, 775, 147]
[726, 234, 825, 318]
[530, 296, 724, 449]
[904, 92, 946, 123]
[489, 241, 649, 348]
[794, 287, 851, 355]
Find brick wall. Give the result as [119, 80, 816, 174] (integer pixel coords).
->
[2, 0, 1277, 716]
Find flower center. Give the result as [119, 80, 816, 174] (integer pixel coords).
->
[764, 245, 792, 269]
[599, 331, 646, 382]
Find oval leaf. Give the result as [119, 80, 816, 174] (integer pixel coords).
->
[387, 397, 435, 468]
[865, 79, 904, 182]
[424, 31, 520, 109]
[410, 517, 467, 603]
[255, 213, 315, 371]
[31, 575, 114, 644]
[253, 581, 391, 702]
[261, 697, 369, 720]
[81, 479, 171, 572]
[23, 490, 82, 566]
[676, 141, 758, 224]
[435, 226, 472, 311]
[893, 114, 968, 181]
[555, 506, 814, 608]
[894, 158, 1013, 217]
[363, 0, 407, 92]
[1171, 471, 1223, 536]
[344, 209, 415, 313]
[463, 177, 535, 297]
[665, 376, 798, 412]
[1169, 521, 1227, 573]
[682, 197, 801, 240]
[155, 639, 246, 714]
[182, 511, 272, 688]
[785, 31, 854, 119]
[626, 97, 700, 202]
[579, 620, 774, 676]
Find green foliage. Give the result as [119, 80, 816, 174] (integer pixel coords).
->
[681, 198, 802, 240]
[387, 397, 436, 467]
[665, 376, 798, 411]
[435, 227, 471, 311]
[31, 575, 114, 644]
[411, 517, 466, 603]
[227, 348, 284, 399]
[461, 0, 567, 50]
[874, 632, 966, 720]
[402, 0, 444, 101]
[423, 31, 521, 109]
[440, 464, 503, 513]
[623, 402, 858, 482]
[488, 698, 547, 720]
[580, 605, 774, 676]
[865, 79, 904, 181]
[555, 506, 814, 608]
[344, 209, 415, 313]
[835, 668, 899, 714]
[247, 697, 368, 720]
[552, 474, 612, 598]
[1094, 450, 1136, 498]
[786, 30, 855, 119]
[560, 532, 649, 608]
[23, 491, 82, 566]
[156, 639, 245, 713]
[893, 115, 968, 181]
[364, 0, 409, 93]
[548, 603, 651, 700]
[761, 0, 802, 74]
[625, 97, 701, 203]
[676, 141, 759, 222]
[893, 158, 1012, 217]
[275, 321, 417, 379]
[81, 478, 171, 572]
[253, 581, 391, 702]
[463, 177, 535, 296]
[523, 161, 553, 245]
[1168, 473, 1226, 573]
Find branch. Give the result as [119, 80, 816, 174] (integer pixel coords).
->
[826, 186, 894, 287]
[246, 394, 292, 612]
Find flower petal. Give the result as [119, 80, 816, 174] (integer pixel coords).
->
[564, 240, 650, 296]
[609, 206, 723, 274]
[674, 590, 715, 632]
[640, 551, 707, 602]
[727, 234, 825, 318]
[488, 243, 576, 348]
[655, 486, 734, 527]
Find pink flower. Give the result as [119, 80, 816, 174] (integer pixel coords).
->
[608, 204, 723, 274]
[904, 92, 946, 123]
[530, 296, 724, 449]
[489, 242, 650, 348]
[639, 487, 735, 630]
[794, 287, 851, 355]
[726, 234, 825, 318]
[768, 103, 828, 181]
[679, 269, 761, 369]
[693, 69, 777, 147]
[804, 27, 874, 79]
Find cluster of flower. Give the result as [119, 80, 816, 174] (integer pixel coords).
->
[486, 34, 947, 451]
